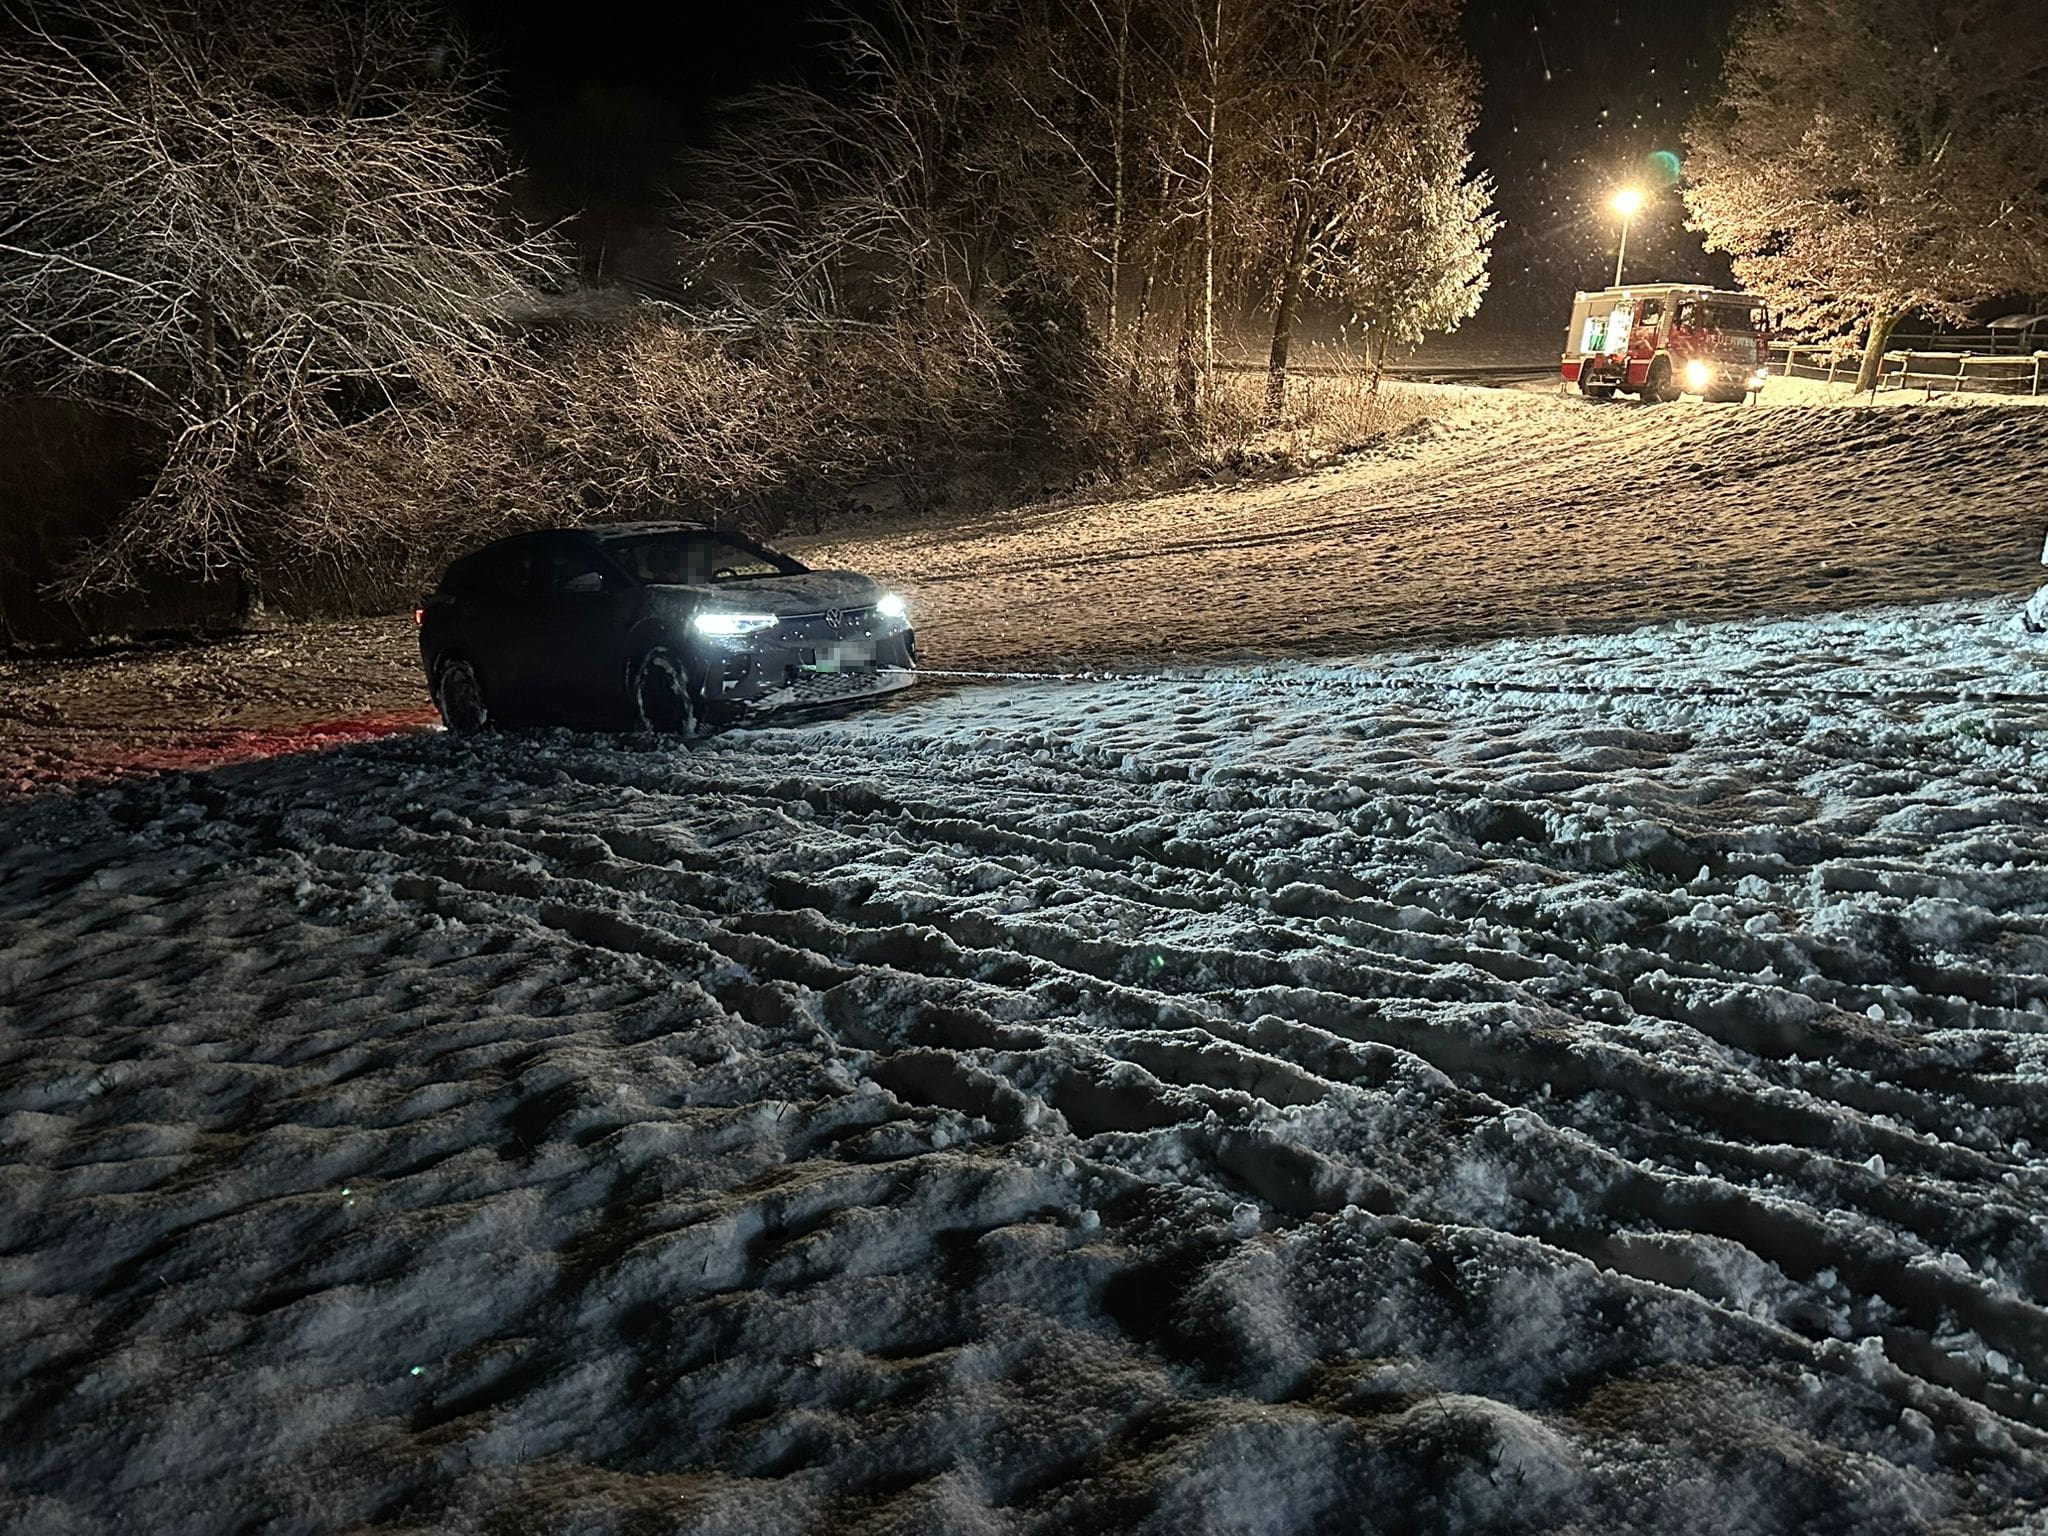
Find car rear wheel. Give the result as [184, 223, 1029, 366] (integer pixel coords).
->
[1579, 363, 1615, 400]
[633, 648, 699, 736]
[434, 656, 490, 735]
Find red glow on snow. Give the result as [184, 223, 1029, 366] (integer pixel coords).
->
[27, 708, 440, 790]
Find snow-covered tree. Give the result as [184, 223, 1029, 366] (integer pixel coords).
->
[1685, 0, 2048, 393]
[1239, 0, 1493, 412]
[686, 0, 1492, 431]
[0, 0, 564, 594]
[1325, 91, 1494, 380]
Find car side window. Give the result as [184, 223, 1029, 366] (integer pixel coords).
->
[537, 541, 620, 596]
[607, 536, 709, 585]
[1637, 298, 1664, 328]
[450, 545, 532, 601]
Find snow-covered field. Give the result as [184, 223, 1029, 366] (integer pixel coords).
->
[5, 594, 2048, 1532]
[5, 386, 2043, 790]
[797, 389, 2048, 673]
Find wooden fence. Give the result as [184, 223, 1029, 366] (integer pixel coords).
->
[1769, 342, 2048, 397]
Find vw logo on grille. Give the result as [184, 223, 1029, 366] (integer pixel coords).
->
[823, 608, 844, 628]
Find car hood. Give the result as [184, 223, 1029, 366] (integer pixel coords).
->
[650, 571, 883, 617]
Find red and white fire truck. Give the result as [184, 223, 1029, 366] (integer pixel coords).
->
[1562, 284, 1771, 403]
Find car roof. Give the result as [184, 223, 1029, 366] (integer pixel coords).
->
[455, 520, 726, 564]
[585, 520, 716, 540]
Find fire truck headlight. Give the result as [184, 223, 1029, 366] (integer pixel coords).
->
[1683, 360, 1713, 393]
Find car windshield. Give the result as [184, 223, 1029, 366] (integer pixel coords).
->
[604, 532, 805, 586]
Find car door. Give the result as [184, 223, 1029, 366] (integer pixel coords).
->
[527, 535, 638, 726]
[1631, 296, 1666, 360]
[1621, 296, 1662, 389]
[447, 539, 540, 723]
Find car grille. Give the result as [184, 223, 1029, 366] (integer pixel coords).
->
[750, 665, 914, 711]
[781, 604, 875, 631]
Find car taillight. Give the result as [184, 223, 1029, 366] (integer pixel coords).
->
[413, 607, 425, 626]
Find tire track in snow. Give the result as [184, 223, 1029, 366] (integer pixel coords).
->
[5, 598, 2048, 1530]
[291, 635, 2048, 1419]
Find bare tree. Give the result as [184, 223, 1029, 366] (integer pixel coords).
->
[679, 0, 1018, 337]
[0, 0, 565, 597]
[1685, 0, 2048, 394]
[680, 0, 1124, 458]
[1196, 0, 1226, 398]
[304, 310, 1012, 566]
[993, 0, 1183, 345]
[1116, 0, 1242, 415]
[683, 0, 1490, 454]
[1096, 0, 1135, 337]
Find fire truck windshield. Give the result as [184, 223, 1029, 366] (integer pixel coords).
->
[1683, 301, 1765, 333]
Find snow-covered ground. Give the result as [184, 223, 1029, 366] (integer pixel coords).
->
[5, 595, 2048, 1532]
[6, 385, 2043, 789]
[796, 388, 2048, 673]
[1762, 375, 2048, 410]
[0, 619, 435, 792]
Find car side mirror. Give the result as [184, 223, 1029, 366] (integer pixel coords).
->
[561, 571, 605, 595]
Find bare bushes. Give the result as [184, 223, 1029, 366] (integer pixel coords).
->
[1200, 366, 1432, 477]
[285, 309, 1019, 599]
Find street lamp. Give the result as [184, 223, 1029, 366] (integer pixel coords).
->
[1610, 187, 1644, 287]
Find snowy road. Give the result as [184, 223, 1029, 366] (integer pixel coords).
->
[5, 599, 2048, 1531]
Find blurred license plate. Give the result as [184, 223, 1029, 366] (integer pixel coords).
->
[802, 640, 877, 673]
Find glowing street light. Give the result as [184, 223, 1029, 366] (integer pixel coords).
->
[1610, 187, 1644, 287]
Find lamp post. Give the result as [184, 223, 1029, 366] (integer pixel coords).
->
[1611, 187, 1643, 287]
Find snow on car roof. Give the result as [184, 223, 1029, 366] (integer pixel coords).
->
[584, 520, 715, 538]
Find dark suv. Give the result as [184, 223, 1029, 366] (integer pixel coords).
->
[418, 523, 916, 735]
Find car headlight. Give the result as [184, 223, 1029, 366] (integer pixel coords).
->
[876, 593, 908, 621]
[693, 612, 779, 637]
[1683, 360, 1713, 392]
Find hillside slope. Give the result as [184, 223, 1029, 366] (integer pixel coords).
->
[799, 390, 2048, 670]
[4, 389, 2045, 788]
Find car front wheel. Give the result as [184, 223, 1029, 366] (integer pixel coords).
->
[434, 656, 490, 735]
[633, 648, 699, 736]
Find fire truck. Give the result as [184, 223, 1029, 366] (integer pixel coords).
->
[1562, 284, 1771, 403]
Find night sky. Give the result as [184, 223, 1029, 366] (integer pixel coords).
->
[1462, 0, 1745, 325]
[461, 0, 1747, 329]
